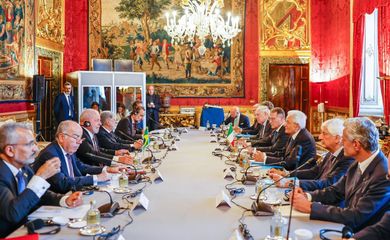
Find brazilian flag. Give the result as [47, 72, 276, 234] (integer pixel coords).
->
[142, 127, 150, 150]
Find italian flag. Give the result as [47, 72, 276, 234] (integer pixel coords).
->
[226, 124, 235, 144]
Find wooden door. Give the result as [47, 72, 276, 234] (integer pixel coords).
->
[267, 64, 310, 121]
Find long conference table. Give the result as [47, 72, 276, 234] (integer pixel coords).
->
[10, 129, 342, 239]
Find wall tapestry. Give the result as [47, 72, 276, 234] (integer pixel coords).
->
[0, 0, 35, 101]
[89, 0, 245, 98]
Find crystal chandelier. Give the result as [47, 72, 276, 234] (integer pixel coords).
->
[164, 0, 241, 47]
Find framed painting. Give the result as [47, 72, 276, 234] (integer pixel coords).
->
[89, 0, 245, 98]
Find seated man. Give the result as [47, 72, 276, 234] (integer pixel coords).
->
[97, 111, 142, 151]
[291, 117, 390, 232]
[77, 109, 132, 166]
[248, 107, 287, 155]
[253, 110, 316, 170]
[33, 120, 121, 194]
[116, 106, 145, 141]
[269, 118, 354, 191]
[0, 123, 82, 237]
[224, 106, 250, 129]
[238, 105, 272, 139]
[235, 104, 261, 135]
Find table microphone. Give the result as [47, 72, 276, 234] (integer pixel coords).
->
[117, 130, 136, 141]
[150, 135, 167, 149]
[141, 147, 157, 164]
[251, 146, 315, 216]
[78, 185, 120, 218]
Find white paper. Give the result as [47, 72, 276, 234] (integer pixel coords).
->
[152, 170, 164, 182]
[223, 170, 234, 180]
[28, 204, 90, 220]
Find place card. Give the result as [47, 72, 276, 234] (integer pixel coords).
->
[215, 191, 232, 208]
[151, 169, 164, 183]
[129, 193, 149, 212]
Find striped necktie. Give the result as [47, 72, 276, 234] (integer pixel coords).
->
[66, 154, 75, 178]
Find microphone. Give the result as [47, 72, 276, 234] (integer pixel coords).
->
[251, 146, 315, 216]
[79, 186, 120, 218]
[141, 147, 157, 164]
[85, 152, 114, 166]
[117, 130, 136, 141]
[148, 115, 166, 130]
[150, 134, 167, 149]
[286, 145, 303, 240]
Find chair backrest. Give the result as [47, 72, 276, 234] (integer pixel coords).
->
[114, 59, 134, 72]
[92, 59, 113, 71]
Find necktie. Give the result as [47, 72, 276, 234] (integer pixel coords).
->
[66, 154, 75, 178]
[320, 153, 336, 178]
[16, 170, 25, 194]
[285, 138, 295, 154]
[92, 135, 99, 152]
[132, 122, 137, 136]
[67, 95, 72, 117]
[352, 167, 363, 187]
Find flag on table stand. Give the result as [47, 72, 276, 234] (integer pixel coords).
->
[142, 127, 150, 151]
[226, 124, 235, 145]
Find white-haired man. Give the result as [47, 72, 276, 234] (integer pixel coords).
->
[269, 118, 354, 191]
[253, 110, 316, 170]
[291, 117, 390, 232]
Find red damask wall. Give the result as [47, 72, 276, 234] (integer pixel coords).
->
[63, 0, 89, 75]
[310, 0, 350, 108]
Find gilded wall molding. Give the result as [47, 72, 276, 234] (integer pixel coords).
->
[260, 0, 310, 51]
[89, 0, 104, 61]
[36, 0, 65, 47]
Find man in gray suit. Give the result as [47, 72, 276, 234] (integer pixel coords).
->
[291, 117, 390, 232]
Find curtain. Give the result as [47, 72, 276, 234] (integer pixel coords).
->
[378, 5, 390, 123]
[352, 16, 365, 117]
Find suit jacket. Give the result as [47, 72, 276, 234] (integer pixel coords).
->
[298, 149, 354, 191]
[266, 128, 316, 170]
[146, 93, 161, 131]
[33, 141, 103, 194]
[115, 116, 142, 141]
[224, 114, 250, 129]
[76, 128, 115, 166]
[252, 125, 289, 159]
[248, 120, 273, 139]
[310, 151, 390, 231]
[353, 211, 390, 240]
[241, 121, 261, 135]
[97, 127, 133, 151]
[53, 93, 75, 124]
[0, 160, 62, 237]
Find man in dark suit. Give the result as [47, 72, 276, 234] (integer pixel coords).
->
[33, 121, 121, 194]
[269, 118, 354, 191]
[115, 106, 145, 141]
[54, 81, 75, 125]
[146, 85, 161, 131]
[224, 106, 250, 129]
[235, 104, 260, 135]
[248, 107, 287, 157]
[77, 109, 133, 166]
[97, 111, 143, 151]
[253, 110, 316, 170]
[236, 105, 272, 137]
[291, 117, 390, 232]
[0, 123, 82, 237]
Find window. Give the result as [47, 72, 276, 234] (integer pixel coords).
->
[359, 9, 384, 116]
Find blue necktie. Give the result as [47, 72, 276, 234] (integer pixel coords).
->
[16, 170, 25, 194]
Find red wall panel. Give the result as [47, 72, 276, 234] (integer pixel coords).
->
[63, 0, 89, 75]
[310, 0, 350, 108]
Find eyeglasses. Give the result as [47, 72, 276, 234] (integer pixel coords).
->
[8, 140, 37, 148]
[63, 133, 85, 143]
